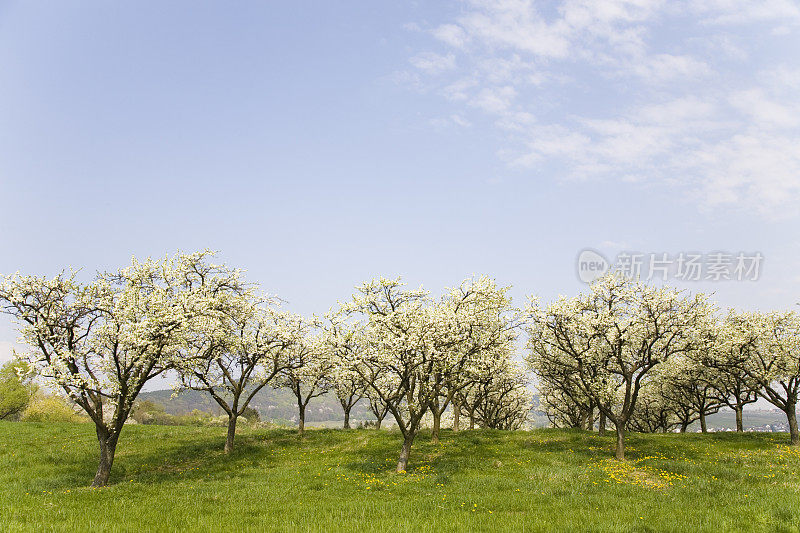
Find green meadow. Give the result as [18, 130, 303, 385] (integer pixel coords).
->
[3, 422, 800, 532]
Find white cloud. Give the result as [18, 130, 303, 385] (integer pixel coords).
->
[694, 0, 800, 25]
[689, 133, 800, 216]
[405, 0, 800, 217]
[442, 77, 479, 102]
[763, 66, 800, 90]
[429, 113, 473, 129]
[409, 52, 456, 74]
[729, 89, 800, 129]
[457, 1, 572, 59]
[450, 113, 472, 128]
[432, 23, 468, 48]
[471, 85, 517, 113]
[496, 110, 537, 132]
[511, 124, 591, 165]
[629, 54, 711, 83]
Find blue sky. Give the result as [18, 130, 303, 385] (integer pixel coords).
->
[2, 1, 800, 363]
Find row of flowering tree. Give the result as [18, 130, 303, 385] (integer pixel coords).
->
[0, 253, 531, 485]
[330, 276, 528, 471]
[19, 253, 797, 480]
[527, 273, 800, 460]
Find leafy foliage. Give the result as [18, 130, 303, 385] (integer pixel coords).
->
[0, 358, 36, 420]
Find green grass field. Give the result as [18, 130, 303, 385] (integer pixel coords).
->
[2, 422, 800, 532]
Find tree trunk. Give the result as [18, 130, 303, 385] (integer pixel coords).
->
[598, 412, 606, 436]
[396, 433, 415, 473]
[786, 403, 799, 446]
[92, 427, 118, 487]
[700, 412, 707, 433]
[614, 422, 625, 461]
[225, 414, 238, 454]
[587, 407, 595, 431]
[452, 402, 461, 432]
[343, 407, 351, 430]
[680, 421, 689, 433]
[298, 404, 305, 435]
[469, 412, 475, 430]
[735, 406, 744, 432]
[375, 414, 383, 429]
[431, 410, 441, 443]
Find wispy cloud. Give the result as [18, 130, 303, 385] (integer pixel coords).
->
[403, 0, 800, 217]
[429, 113, 473, 129]
[409, 52, 456, 74]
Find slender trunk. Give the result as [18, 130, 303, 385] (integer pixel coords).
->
[587, 407, 595, 431]
[343, 407, 351, 430]
[92, 427, 118, 487]
[680, 420, 689, 433]
[225, 414, 238, 454]
[598, 412, 606, 436]
[614, 422, 625, 461]
[432, 410, 441, 443]
[786, 403, 799, 446]
[452, 402, 461, 432]
[700, 412, 707, 434]
[396, 432, 415, 473]
[370, 402, 385, 429]
[469, 412, 475, 430]
[298, 404, 305, 435]
[735, 406, 744, 432]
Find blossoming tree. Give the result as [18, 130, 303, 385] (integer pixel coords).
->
[653, 356, 724, 433]
[321, 320, 368, 429]
[176, 292, 306, 452]
[275, 329, 333, 434]
[717, 310, 800, 444]
[0, 251, 234, 486]
[427, 277, 521, 442]
[342, 276, 519, 471]
[469, 357, 531, 430]
[527, 273, 714, 460]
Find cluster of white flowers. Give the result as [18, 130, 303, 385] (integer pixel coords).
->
[328, 275, 526, 470]
[527, 272, 800, 457]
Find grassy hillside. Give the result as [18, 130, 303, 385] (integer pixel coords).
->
[2, 422, 800, 532]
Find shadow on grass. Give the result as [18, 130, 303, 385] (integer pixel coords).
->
[514, 428, 788, 466]
[116, 427, 420, 487]
[336, 428, 474, 481]
[14, 422, 793, 492]
[18, 426, 320, 490]
[516, 428, 615, 460]
[341, 429, 540, 482]
[115, 428, 312, 486]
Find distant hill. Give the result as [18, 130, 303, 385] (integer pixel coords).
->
[139, 387, 373, 424]
[690, 409, 792, 432]
[140, 387, 545, 426]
